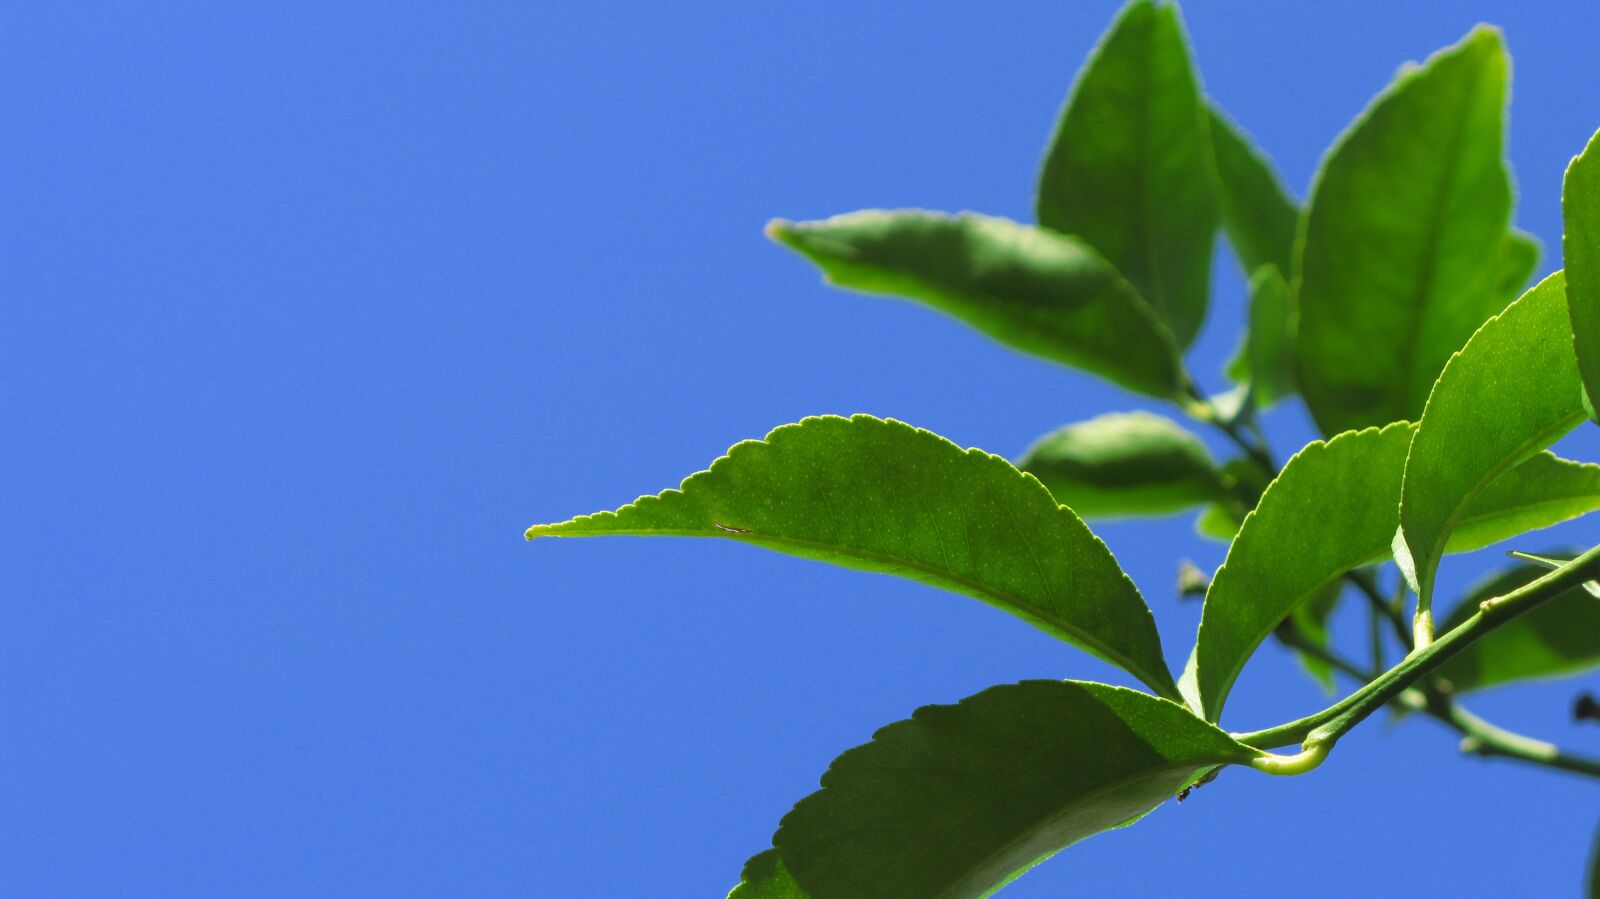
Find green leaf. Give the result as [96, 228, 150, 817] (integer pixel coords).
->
[1444, 452, 1600, 554]
[767, 211, 1183, 398]
[1431, 560, 1600, 695]
[1297, 27, 1512, 435]
[528, 415, 1179, 698]
[1188, 422, 1415, 721]
[1036, 0, 1217, 347]
[1209, 108, 1298, 278]
[1498, 230, 1541, 302]
[1018, 411, 1225, 519]
[1564, 126, 1600, 421]
[1224, 265, 1296, 408]
[1192, 457, 1275, 543]
[754, 680, 1259, 899]
[728, 851, 807, 899]
[1397, 273, 1587, 615]
[1190, 448, 1600, 559]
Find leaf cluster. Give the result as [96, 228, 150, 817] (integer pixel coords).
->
[530, 2, 1600, 894]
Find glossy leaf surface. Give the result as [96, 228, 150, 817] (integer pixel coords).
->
[1036, 0, 1216, 347]
[1432, 561, 1600, 694]
[768, 211, 1183, 398]
[1189, 423, 1414, 721]
[1397, 273, 1587, 608]
[738, 681, 1258, 899]
[1019, 411, 1223, 519]
[1297, 28, 1512, 435]
[528, 415, 1177, 697]
[1445, 452, 1600, 553]
[1565, 127, 1600, 418]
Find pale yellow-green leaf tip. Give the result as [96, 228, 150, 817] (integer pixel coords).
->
[764, 218, 795, 244]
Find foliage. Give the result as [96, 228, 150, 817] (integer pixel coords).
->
[528, 2, 1600, 894]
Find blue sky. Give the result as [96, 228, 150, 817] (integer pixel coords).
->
[5, 2, 1599, 896]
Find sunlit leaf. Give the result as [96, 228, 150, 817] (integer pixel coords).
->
[1564, 126, 1600, 420]
[735, 680, 1258, 899]
[1036, 0, 1217, 346]
[1397, 273, 1587, 615]
[768, 211, 1183, 398]
[1019, 411, 1224, 519]
[1445, 453, 1600, 554]
[1187, 423, 1413, 721]
[529, 415, 1178, 697]
[1297, 27, 1512, 435]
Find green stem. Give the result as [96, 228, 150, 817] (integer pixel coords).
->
[1274, 627, 1600, 779]
[1236, 544, 1600, 754]
[1181, 382, 1276, 470]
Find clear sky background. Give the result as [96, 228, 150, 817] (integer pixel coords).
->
[5, 2, 1600, 896]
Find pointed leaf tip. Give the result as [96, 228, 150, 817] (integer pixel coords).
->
[525, 414, 1178, 696]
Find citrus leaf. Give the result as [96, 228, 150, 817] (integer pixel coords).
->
[1297, 27, 1512, 435]
[1189, 422, 1415, 721]
[1397, 273, 1587, 616]
[751, 680, 1258, 899]
[1564, 126, 1600, 420]
[1498, 230, 1541, 303]
[728, 850, 807, 899]
[1224, 265, 1296, 407]
[767, 211, 1183, 399]
[1432, 559, 1600, 695]
[1444, 452, 1600, 554]
[1036, 0, 1217, 347]
[1018, 411, 1225, 519]
[1191, 449, 1600, 558]
[528, 415, 1179, 698]
[1210, 107, 1298, 277]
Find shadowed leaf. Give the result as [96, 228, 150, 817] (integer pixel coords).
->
[768, 211, 1184, 398]
[1019, 411, 1224, 519]
[737, 680, 1258, 899]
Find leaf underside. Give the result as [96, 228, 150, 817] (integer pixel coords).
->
[1433, 560, 1600, 695]
[1187, 422, 1414, 722]
[1398, 272, 1586, 606]
[1019, 411, 1224, 519]
[768, 211, 1183, 398]
[1036, 0, 1217, 348]
[1564, 127, 1600, 419]
[733, 680, 1257, 899]
[528, 414, 1178, 698]
[1297, 27, 1513, 436]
